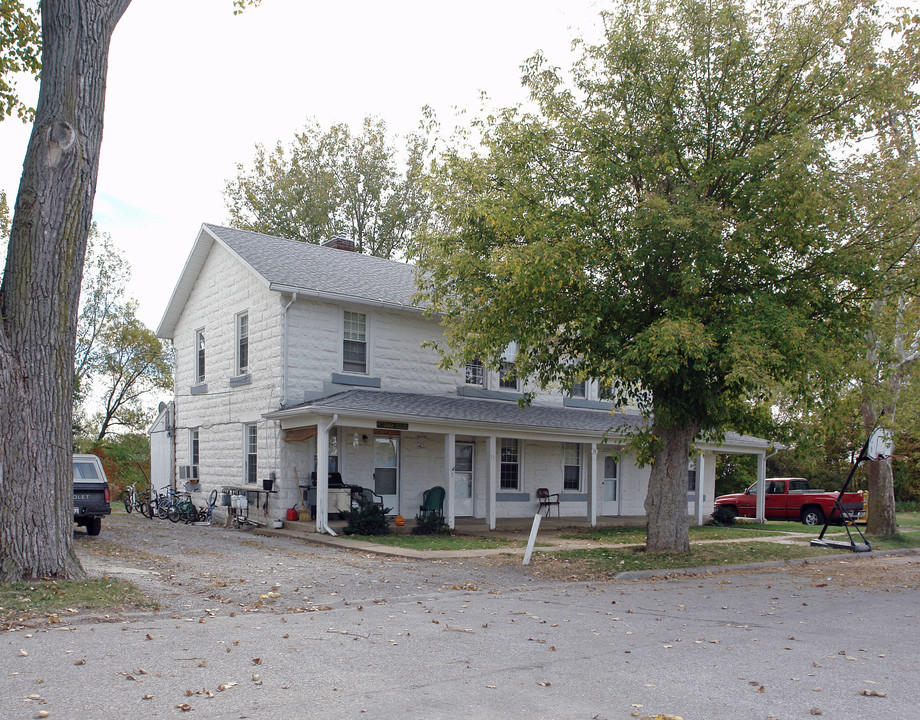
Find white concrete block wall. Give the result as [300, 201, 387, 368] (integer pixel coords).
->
[171, 243, 285, 515]
[284, 296, 587, 403]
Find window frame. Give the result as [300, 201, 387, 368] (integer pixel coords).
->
[195, 328, 206, 383]
[465, 358, 484, 386]
[342, 310, 368, 375]
[563, 442, 581, 491]
[236, 311, 249, 376]
[500, 438, 520, 490]
[245, 424, 258, 485]
[190, 428, 199, 473]
[498, 361, 518, 390]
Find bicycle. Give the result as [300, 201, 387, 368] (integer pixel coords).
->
[167, 491, 198, 523]
[193, 489, 219, 525]
[150, 486, 173, 520]
[123, 482, 151, 518]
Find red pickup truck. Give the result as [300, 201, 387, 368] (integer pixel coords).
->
[714, 477, 864, 526]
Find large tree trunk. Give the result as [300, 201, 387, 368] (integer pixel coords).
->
[861, 402, 899, 537]
[0, 0, 131, 581]
[644, 417, 699, 553]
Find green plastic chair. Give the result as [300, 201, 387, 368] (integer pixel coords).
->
[419, 486, 446, 518]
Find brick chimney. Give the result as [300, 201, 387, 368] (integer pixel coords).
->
[321, 235, 356, 252]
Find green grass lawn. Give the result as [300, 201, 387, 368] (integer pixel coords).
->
[0, 577, 156, 629]
[540, 541, 831, 575]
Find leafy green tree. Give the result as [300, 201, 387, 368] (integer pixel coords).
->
[851, 106, 920, 536]
[414, 0, 918, 552]
[225, 116, 430, 258]
[0, 0, 40, 121]
[74, 227, 131, 414]
[88, 302, 172, 441]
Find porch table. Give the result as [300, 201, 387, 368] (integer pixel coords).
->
[221, 485, 277, 529]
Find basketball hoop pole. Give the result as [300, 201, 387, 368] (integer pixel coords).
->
[810, 419, 880, 553]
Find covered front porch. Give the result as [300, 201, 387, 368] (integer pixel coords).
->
[265, 390, 772, 535]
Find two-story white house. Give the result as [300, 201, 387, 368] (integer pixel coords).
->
[155, 224, 770, 532]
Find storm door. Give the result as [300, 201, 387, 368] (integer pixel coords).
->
[602, 455, 619, 516]
[374, 436, 399, 513]
[454, 442, 474, 517]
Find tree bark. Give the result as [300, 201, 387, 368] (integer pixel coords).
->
[644, 417, 699, 553]
[861, 402, 899, 537]
[0, 0, 131, 581]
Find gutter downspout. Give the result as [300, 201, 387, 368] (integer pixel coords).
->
[281, 293, 298, 406]
[317, 413, 339, 536]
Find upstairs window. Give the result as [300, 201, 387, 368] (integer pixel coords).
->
[499, 362, 518, 390]
[563, 443, 581, 490]
[343, 311, 367, 374]
[195, 329, 206, 383]
[465, 358, 484, 386]
[236, 312, 249, 376]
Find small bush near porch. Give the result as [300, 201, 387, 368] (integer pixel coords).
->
[411, 513, 451, 536]
[342, 499, 391, 536]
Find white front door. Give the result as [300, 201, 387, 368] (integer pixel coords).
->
[454, 442, 474, 517]
[602, 456, 619, 516]
[374, 436, 399, 514]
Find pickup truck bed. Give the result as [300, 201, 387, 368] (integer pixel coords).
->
[73, 454, 111, 536]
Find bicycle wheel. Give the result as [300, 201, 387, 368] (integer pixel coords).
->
[156, 499, 169, 520]
[208, 489, 218, 508]
[139, 496, 150, 518]
[167, 503, 180, 522]
[124, 493, 133, 514]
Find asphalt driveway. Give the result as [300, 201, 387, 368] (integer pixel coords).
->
[3, 514, 918, 719]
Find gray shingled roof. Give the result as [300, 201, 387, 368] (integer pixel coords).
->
[206, 224, 421, 310]
[269, 390, 768, 449]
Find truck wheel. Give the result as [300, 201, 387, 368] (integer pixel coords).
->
[86, 517, 102, 536]
[802, 507, 825, 526]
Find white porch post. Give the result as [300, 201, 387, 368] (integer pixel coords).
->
[695, 451, 705, 526]
[445, 432, 456, 530]
[315, 418, 330, 533]
[756, 451, 766, 523]
[487, 435, 497, 530]
[588, 442, 598, 527]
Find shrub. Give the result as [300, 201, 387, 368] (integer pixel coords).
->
[709, 504, 737, 526]
[342, 498, 391, 536]
[411, 513, 451, 536]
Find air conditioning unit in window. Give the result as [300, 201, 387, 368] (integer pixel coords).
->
[178, 465, 199, 481]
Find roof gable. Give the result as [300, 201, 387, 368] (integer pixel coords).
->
[157, 224, 422, 339]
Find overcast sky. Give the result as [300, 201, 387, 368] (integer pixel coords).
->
[1, 0, 605, 329]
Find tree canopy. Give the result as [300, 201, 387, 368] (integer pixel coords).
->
[0, 0, 40, 121]
[75, 229, 172, 442]
[225, 116, 430, 258]
[414, 0, 920, 551]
